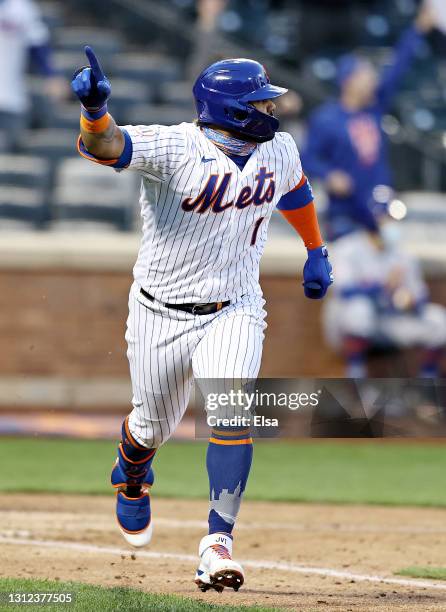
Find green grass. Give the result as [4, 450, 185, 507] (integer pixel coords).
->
[395, 567, 446, 581]
[0, 578, 281, 611]
[1, 437, 446, 506]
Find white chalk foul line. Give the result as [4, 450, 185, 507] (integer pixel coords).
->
[1, 535, 446, 592]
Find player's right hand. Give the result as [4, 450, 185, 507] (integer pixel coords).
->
[71, 46, 111, 110]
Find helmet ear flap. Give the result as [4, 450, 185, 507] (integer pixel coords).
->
[233, 110, 249, 122]
[224, 103, 249, 123]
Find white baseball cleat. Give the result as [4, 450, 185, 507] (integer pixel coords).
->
[194, 532, 244, 592]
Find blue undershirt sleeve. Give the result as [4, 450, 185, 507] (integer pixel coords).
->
[276, 177, 314, 211]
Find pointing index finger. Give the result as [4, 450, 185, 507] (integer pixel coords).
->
[84, 45, 104, 80]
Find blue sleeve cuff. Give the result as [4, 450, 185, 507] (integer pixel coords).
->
[77, 129, 133, 169]
[276, 177, 314, 211]
[113, 129, 133, 169]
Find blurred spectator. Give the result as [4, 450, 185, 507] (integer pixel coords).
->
[0, 0, 66, 152]
[302, 0, 438, 242]
[187, 0, 228, 81]
[323, 200, 446, 378]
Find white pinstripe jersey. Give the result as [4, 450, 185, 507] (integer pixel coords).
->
[122, 122, 302, 303]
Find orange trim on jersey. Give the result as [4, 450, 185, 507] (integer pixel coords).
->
[208, 437, 253, 445]
[211, 428, 251, 437]
[124, 416, 151, 451]
[279, 200, 323, 250]
[119, 443, 156, 465]
[76, 135, 119, 166]
[289, 173, 307, 192]
[80, 112, 111, 133]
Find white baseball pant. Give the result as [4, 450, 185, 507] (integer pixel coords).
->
[125, 282, 267, 447]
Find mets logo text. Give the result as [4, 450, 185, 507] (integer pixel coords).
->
[181, 168, 275, 214]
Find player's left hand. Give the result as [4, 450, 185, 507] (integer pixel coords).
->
[71, 46, 111, 110]
[302, 245, 334, 299]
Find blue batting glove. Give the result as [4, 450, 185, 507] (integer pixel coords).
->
[71, 45, 111, 110]
[302, 245, 334, 299]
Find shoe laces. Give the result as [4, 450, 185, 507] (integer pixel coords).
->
[210, 544, 231, 560]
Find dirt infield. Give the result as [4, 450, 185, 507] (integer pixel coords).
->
[1, 495, 446, 611]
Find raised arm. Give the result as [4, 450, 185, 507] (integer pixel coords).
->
[376, 1, 436, 111]
[71, 46, 124, 160]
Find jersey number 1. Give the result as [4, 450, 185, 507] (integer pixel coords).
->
[250, 217, 265, 246]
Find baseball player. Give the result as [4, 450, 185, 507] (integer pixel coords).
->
[323, 201, 446, 378]
[71, 47, 333, 593]
[302, 1, 438, 241]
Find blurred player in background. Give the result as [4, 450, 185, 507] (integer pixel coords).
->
[323, 200, 446, 378]
[0, 0, 66, 151]
[302, 0, 438, 241]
